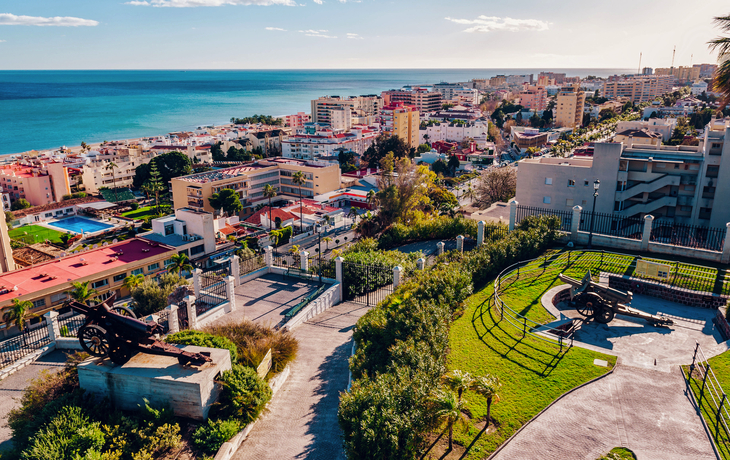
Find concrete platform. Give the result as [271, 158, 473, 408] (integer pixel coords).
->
[78, 345, 231, 420]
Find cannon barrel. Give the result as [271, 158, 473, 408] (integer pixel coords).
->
[559, 273, 632, 304]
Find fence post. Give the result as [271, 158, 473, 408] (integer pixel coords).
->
[230, 255, 241, 287]
[722, 223, 730, 264]
[393, 266, 402, 290]
[437, 241, 445, 256]
[225, 275, 237, 312]
[417, 258, 426, 270]
[167, 304, 179, 334]
[184, 295, 197, 330]
[193, 268, 202, 298]
[301, 251, 309, 272]
[717, 394, 727, 432]
[477, 221, 485, 247]
[43, 311, 60, 344]
[641, 215, 654, 252]
[264, 246, 273, 268]
[335, 257, 344, 302]
[571, 205, 582, 239]
[509, 200, 519, 232]
[456, 235, 464, 253]
[700, 363, 711, 407]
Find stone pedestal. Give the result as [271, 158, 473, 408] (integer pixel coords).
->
[78, 345, 232, 420]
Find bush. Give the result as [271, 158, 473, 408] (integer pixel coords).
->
[341, 238, 422, 298]
[21, 406, 105, 460]
[131, 273, 189, 316]
[377, 215, 483, 249]
[130, 202, 140, 210]
[216, 365, 272, 423]
[165, 330, 239, 363]
[192, 418, 242, 455]
[203, 320, 298, 373]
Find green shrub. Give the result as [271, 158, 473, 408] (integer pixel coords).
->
[192, 418, 242, 455]
[131, 273, 189, 316]
[377, 215, 487, 249]
[341, 238, 422, 298]
[129, 202, 140, 210]
[216, 365, 272, 424]
[166, 330, 238, 363]
[20, 406, 105, 460]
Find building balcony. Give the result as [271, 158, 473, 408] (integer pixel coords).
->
[616, 174, 680, 201]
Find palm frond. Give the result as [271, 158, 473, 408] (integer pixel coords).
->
[714, 15, 730, 32]
[709, 37, 730, 56]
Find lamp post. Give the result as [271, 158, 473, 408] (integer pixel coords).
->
[316, 223, 323, 285]
[587, 179, 600, 249]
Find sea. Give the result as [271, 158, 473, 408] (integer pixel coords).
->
[0, 69, 630, 156]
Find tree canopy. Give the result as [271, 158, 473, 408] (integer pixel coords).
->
[476, 167, 517, 208]
[231, 115, 283, 126]
[209, 188, 243, 216]
[363, 134, 410, 168]
[134, 151, 192, 189]
[10, 199, 30, 211]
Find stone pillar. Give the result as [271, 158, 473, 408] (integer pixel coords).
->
[225, 275, 237, 312]
[477, 221, 485, 246]
[641, 215, 654, 251]
[167, 304, 179, 334]
[193, 268, 202, 298]
[456, 235, 464, 253]
[416, 258, 426, 270]
[301, 251, 309, 272]
[571, 205, 582, 237]
[393, 266, 402, 290]
[509, 200, 519, 232]
[437, 241, 445, 256]
[184, 295, 197, 330]
[264, 246, 273, 267]
[722, 223, 730, 264]
[335, 257, 344, 302]
[231, 255, 241, 287]
[44, 311, 60, 343]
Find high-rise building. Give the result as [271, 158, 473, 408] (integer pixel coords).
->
[602, 75, 675, 103]
[555, 85, 586, 129]
[538, 72, 567, 84]
[642, 67, 653, 75]
[0, 217, 15, 273]
[519, 86, 548, 111]
[311, 95, 383, 127]
[380, 103, 420, 149]
[695, 63, 718, 78]
[381, 88, 442, 113]
[655, 66, 701, 83]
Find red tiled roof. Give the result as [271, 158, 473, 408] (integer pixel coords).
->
[244, 207, 299, 226]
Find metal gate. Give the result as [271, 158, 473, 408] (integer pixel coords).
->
[342, 261, 394, 307]
[196, 268, 227, 315]
[177, 304, 189, 330]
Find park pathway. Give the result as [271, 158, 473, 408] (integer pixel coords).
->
[232, 301, 368, 460]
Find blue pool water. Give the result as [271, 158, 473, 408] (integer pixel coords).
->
[47, 217, 115, 234]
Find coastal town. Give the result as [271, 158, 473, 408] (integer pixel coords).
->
[3, 8, 730, 459]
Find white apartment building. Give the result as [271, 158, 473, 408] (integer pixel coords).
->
[282, 124, 378, 160]
[616, 119, 677, 142]
[311, 95, 383, 127]
[603, 75, 675, 103]
[515, 118, 730, 228]
[419, 121, 490, 147]
[80, 147, 155, 193]
[432, 83, 480, 105]
[691, 81, 709, 96]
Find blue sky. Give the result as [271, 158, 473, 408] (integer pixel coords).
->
[0, 0, 727, 69]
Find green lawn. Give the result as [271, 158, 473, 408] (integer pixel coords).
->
[684, 349, 730, 459]
[446, 282, 617, 459]
[120, 206, 158, 220]
[597, 447, 637, 460]
[8, 225, 67, 244]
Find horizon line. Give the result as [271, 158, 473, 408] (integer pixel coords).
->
[0, 66, 637, 72]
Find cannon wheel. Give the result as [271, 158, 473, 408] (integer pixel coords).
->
[109, 342, 134, 365]
[574, 292, 603, 318]
[595, 306, 616, 324]
[79, 325, 110, 357]
[110, 306, 136, 319]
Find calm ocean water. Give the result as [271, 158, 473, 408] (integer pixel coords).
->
[0, 69, 629, 156]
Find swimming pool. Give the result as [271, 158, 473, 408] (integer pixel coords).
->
[46, 216, 115, 234]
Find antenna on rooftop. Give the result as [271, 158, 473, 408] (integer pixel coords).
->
[671, 46, 676, 69]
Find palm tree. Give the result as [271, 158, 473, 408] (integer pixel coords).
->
[263, 184, 277, 232]
[2, 298, 35, 331]
[459, 375, 501, 459]
[123, 274, 145, 292]
[366, 189, 377, 210]
[709, 14, 730, 104]
[443, 370, 473, 402]
[105, 161, 118, 201]
[322, 236, 333, 250]
[67, 281, 98, 305]
[289, 244, 301, 254]
[168, 253, 193, 275]
[431, 389, 467, 453]
[292, 171, 306, 234]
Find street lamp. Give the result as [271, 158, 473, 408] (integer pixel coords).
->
[316, 223, 323, 285]
[587, 179, 600, 249]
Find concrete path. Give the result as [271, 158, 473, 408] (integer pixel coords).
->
[232, 301, 369, 460]
[491, 365, 716, 460]
[0, 350, 69, 450]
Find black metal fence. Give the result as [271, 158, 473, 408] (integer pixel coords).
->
[196, 268, 228, 316]
[579, 211, 644, 240]
[343, 261, 394, 307]
[58, 315, 85, 337]
[272, 252, 300, 269]
[309, 257, 336, 280]
[651, 220, 725, 252]
[239, 254, 266, 276]
[515, 205, 572, 232]
[155, 308, 170, 334]
[0, 320, 51, 371]
[177, 304, 189, 330]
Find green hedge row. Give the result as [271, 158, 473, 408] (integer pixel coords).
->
[338, 215, 560, 460]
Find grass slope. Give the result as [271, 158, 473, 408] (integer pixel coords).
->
[447, 281, 617, 459]
[121, 206, 158, 220]
[8, 224, 66, 244]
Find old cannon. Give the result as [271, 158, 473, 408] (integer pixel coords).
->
[67, 293, 212, 366]
[559, 271, 673, 327]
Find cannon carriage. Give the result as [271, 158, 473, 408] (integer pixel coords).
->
[67, 294, 212, 366]
[559, 271, 673, 327]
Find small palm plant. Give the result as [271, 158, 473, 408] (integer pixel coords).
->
[67, 281, 98, 305]
[322, 236, 333, 250]
[168, 253, 193, 275]
[431, 389, 467, 453]
[1, 298, 35, 331]
[123, 274, 145, 292]
[443, 369, 474, 402]
[470, 375, 500, 439]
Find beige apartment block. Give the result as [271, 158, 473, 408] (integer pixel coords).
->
[172, 157, 341, 219]
[602, 75, 674, 103]
[311, 95, 383, 126]
[515, 119, 730, 228]
[381, 103, 420, 149]
[555, 85, 585, 129]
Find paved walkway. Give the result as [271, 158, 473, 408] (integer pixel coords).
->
[0, 350, 68, 450]
[232, 301, 369, 460]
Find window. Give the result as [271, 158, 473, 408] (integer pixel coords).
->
[584, 180, 589, 186]
[148, 263, 160, 271]
[51, 293, 67, 304]
[582, 200, 587, 206]
[566, 199, 574, 206]
[164, 224, 174, 236]
[568, 180, 575, 187]
[92, 279, 109, 289]
[707, 165, 720, 178]
[545, 178, 553, 185]
[543, 196, 551, 204]
[131, 268, 143, 276]
[190, 244, 205, 255]
[164, 258, 175, 267]
[113, 273, 126, 282]
[45, 213, 52, 218]
[32, 299, 46, 309]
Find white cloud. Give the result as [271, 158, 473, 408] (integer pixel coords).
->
[313, 0, 323, 4]
[445, 15, 549, 33]
[346, 33, 363, 39]
[265, 26, 286, 31]
[298, 29, 336, 38]
[127, 0, 295, 6]
[0, 13, 99, 27]
[0, 40, 5, 42]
